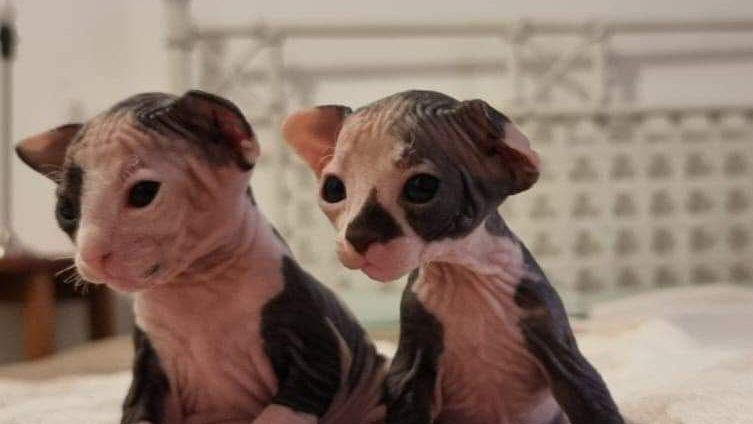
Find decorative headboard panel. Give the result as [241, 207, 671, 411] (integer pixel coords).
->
[162, 1, 753, 320]
[509, 110, 752, 299]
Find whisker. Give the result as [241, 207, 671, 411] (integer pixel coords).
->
[63, 269, 81, 284]
[75, 277, 91, 294]
[317, 152, 335, 170]
[51, 254, 74, 260]
[55, 263, 78, 277]
[40, 165, 63, 183]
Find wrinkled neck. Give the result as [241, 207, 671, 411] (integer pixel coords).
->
[135, 192, 287, 313]
[419, 214, 528, 288]
[178, 203, 262, 283]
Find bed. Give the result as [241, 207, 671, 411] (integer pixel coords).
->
[1, 283, 751, 423]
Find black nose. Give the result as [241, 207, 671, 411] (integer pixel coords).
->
[344, 190, 404, 254]
[346, 224, 384, 254]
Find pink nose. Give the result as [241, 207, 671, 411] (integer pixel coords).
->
[336, 241, 367, 270]
[80, 247, 113, 274]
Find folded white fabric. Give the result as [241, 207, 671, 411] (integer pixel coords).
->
[0, 373, 129, 423]
[582, 284, 753, 423]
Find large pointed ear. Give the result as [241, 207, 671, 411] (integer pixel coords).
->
[456, 99, 540, 194]
[165, 90, 259, 170]
[282, 105, 352, 177]
[16, 123, 83, 181]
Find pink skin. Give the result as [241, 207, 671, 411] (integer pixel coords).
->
[312, 129, 430, 283]
[336, 237, 421, 282]
[75, 226, 165, 292]
[330, 199, 562, 423]
[67, 128, 251, 295]
[281, 94, 574, 423]
[18, 95, 390, 423]
[63, 130, 381, 424]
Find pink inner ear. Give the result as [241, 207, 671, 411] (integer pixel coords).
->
[282, 106, 346, 177]
[502, 122, 540, 169]
[15, 124, 82, 178]
[214, 110, 244, 146]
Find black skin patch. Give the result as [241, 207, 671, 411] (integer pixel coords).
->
[105, 91, 256, 171]
[121, 326, 169, 424]
[385, 215, 622, 424]
[384, 270, 443, 424]
[345, 189, 403, 254]
[484, 210, 509, 236]
[401, 166, 495, 242]
[270, 225, 291, 251]
[134, 91, 256, 171]
[490, 213, 621, 422]
[55, 165, 84, 238]
[369, 90, 522, 243]
[549, 411, 568, 424]
[246, 186, 256, 206]
[261, 256, 386, 416]
[513, 240, 623, 424]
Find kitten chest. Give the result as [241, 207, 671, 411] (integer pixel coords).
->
[134, 275, 283, 423]
[414, 266, 558, 424]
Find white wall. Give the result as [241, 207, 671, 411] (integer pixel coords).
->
[12, 0, 167, 254]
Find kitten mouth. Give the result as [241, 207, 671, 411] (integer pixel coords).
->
[336, 250, 367, 270]
[362, 262, 404, 283]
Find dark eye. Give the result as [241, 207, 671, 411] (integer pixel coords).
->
[403, 174, 441, 204]
[321, 175, 346, 203]
[56, 197, 78, 223]
[128, 180, 161, 208]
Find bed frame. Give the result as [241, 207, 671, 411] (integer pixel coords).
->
[161, 0, 753, 322]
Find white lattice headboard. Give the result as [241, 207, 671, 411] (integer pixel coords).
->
[161, 2, 753, 321]
[509, 109, 752, 297]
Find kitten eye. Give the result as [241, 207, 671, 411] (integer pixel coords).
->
[56, 197, 78, 223]
[321, 175, 346, 203]
[403, 174, 441, 204]
[128, 180, 161, 208]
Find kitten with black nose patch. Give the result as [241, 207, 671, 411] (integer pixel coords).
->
[283, 90, 623, 424]
[16, 91, 387, 424]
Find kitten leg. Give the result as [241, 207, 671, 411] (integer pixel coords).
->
[385, 271, 442, 424]
[121, 327, 171, 424]
[515, 276, 623, 424]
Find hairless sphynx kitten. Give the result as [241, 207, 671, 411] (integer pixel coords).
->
[283, 90, 623, 424]
[15, 91, 387, 424]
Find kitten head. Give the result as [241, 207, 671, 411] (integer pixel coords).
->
[16, 90, 259, 292]
[283, 90, 539, 282]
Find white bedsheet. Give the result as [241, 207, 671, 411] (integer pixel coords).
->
[582, 284, 753, 423]
[1, 284, 752, 423]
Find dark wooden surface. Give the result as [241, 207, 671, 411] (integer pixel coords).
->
[0, 253, 116, 360]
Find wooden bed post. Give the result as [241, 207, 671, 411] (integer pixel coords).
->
[22, 270, 55, 359]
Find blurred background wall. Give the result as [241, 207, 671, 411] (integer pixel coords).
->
[1, 0, 752, 362]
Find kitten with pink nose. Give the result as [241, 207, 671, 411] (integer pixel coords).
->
[16, 91, 386, 424]
[283, 90, 622, 424]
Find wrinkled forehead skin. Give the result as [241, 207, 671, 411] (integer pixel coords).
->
[64, 113, 165, 180]
[332, 102, 410, 187]
[331, 91, 516, 241]
[340, 91, 513, 193]
[63, 93, 242, 174]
